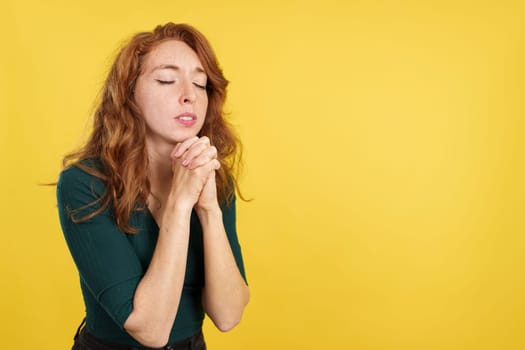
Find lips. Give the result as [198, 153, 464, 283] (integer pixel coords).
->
[175, 112, 196, 120]
[175, 112, 197, 126]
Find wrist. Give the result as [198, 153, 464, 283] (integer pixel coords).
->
[166, 195, 194, 215]
[195, 204, 222, 221]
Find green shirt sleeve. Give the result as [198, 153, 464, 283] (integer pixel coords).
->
[57, 166, 143, 328]
[222, 194, 248, 284]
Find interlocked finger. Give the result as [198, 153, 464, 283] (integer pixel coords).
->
[187, 146, 218, 169]
[172, 136, 199, 159]
[180, 137, 211, 167]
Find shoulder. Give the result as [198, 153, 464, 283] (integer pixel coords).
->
[58, 165, 102, 186]
[57, 160, 107, 202]
[58, 158, 104, 184]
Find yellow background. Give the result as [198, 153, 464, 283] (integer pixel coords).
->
[1, 1, 524, 349]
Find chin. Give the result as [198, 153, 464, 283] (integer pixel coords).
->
[171, 131, 200, 143]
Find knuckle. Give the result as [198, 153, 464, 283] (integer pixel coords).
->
[192, 143, 206, 153]
[186, 136, 198, 146]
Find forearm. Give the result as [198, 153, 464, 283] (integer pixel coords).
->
[124, 201, 192, 347]
[197, 207, 250, 331]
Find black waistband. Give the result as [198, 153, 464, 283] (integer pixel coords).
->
[76, 327, 203, 350]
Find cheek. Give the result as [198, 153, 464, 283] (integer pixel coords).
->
[135, 86, 165, 118]
[201, 95, 209, 113]
[134, 83, 150, 113]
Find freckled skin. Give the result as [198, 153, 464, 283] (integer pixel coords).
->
[134, 40, 209, 154]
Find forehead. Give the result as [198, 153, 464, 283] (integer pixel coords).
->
[142, 40, 204, 73]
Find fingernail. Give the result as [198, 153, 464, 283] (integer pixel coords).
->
[182, 159, 189, 166]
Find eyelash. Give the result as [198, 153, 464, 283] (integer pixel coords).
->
[155, 80, 207, 90]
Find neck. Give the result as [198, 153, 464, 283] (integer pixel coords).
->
[146, 140, 174, 199]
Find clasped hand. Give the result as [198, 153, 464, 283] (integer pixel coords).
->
[169, 136, 220, 211]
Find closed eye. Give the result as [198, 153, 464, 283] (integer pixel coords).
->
[156, 79, 174, 85]
[193, 82, 207, 90]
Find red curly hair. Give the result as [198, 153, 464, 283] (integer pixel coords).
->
[62, 23, 243, 233]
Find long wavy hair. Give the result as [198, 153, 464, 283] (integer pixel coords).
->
[62, 23, 244, 234]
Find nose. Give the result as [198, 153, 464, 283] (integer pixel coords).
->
[179, 80, 196, 105]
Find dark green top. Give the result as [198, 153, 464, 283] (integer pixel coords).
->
[57, 164, 246, 347]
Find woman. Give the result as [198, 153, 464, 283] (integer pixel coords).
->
[57, 23, 250, 350]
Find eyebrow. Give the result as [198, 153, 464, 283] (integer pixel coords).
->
[151, 64, 206, 74]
